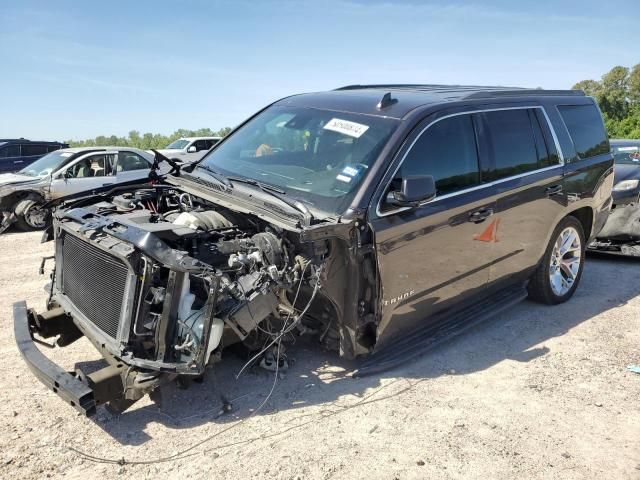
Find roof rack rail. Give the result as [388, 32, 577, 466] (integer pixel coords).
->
[334, 84, 585, 98]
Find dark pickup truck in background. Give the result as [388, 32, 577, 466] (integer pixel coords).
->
[14, 84, 613, 415]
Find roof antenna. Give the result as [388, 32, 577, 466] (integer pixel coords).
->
[377, 92, 398, 110]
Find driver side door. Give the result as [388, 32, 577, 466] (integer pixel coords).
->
[369, 111, 499, 347]
[50, 152, 117, 199]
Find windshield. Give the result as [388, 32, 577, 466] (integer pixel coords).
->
[613, 145, 640, 165]
[19, 150, 75, 177]
[166, 139, 190, 150]
[198, 106, 398, 215]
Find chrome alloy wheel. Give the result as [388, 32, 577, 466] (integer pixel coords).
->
[23, 203, 48, 229]
[549, 226, 582, 296]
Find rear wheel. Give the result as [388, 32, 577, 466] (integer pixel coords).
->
[14, 198, 50, 231]
[528, 216, 585, 305]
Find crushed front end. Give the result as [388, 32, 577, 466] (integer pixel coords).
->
[15, 183, 377, 415]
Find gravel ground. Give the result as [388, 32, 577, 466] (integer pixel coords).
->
[0, 230, 639, 480]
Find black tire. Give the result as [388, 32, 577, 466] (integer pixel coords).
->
[14, 198, 50, 231]
[0, 210, 13, 234]
[528, 216, 586, 305]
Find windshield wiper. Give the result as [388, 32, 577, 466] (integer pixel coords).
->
[195, 164, 232, 190]
[227, 176, 313, 222]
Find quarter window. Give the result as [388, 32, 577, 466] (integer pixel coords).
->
[399, 114, 480, 196]
[481, 109, 539, 181]
[558, 104, 609, 160]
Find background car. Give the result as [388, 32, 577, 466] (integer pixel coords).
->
[0, 139, 68, 174]
[0, 146, 158, 233]
[155, 136, 221, 163]
[610, 139, 640, 206]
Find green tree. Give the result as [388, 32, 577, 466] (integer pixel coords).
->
[67, 126, 232, 148]
[573, 64, 640, 138]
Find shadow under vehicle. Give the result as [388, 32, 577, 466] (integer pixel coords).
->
[14, 84, 613, 416]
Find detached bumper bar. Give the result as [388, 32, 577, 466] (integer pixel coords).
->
[13, 301, 97, 416]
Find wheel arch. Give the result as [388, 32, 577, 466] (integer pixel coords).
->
[567, 206, 594, 241]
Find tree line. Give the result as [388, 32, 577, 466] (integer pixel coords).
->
[573, 64, 640, 139]
[67, 127, 232, 149]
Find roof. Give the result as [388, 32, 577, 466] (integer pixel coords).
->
[277, 84, 586, 120]
[179, 136, 222, 141]
[59, 146, 153, 156]
[0, 138, 66, 144]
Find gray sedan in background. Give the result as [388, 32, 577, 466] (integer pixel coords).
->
[0, 147, 157, 233]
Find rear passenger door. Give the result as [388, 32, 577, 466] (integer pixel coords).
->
[114, 151, 151, 184]
[477, 107, 566, 286]
[370, 112, 498, 342]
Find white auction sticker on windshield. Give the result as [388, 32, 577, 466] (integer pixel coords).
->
[324, 118, 369, 138]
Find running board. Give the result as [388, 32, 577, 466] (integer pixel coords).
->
[353, 283, 528, 377]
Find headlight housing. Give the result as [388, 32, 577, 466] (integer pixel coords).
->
[613, 179, 640, 191]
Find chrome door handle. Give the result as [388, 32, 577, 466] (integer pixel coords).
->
[468, 208, 494, 223]
[545, 185, 563, 196]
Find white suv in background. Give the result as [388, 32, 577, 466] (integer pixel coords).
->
[156, 136, 221, 162]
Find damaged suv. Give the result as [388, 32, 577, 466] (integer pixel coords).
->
[15, 85, 613, 415]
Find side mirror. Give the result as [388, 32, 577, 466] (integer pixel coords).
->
[387, 175, 436, 208]
[187, 146, 197, 153]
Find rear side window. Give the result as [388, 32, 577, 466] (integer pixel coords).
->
[399, 114, 480, 195]
[21, 144, 48, 156]
[480, 109, 539, 181]
[558, 105, 609, 160]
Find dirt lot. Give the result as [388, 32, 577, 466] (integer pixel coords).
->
[0, 230, 639, 480]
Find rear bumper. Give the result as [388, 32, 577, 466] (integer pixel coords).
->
[13, 301, 97, 416]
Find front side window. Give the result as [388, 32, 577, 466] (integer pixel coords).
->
[558, 104, 609, 160]
[480, 109, 539, 181]
[199, 106, 399, 215]
[398, 114, 480, 196]
[66, 154, 113, 178]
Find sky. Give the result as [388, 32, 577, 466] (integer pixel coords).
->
[1, 0, 638, 141]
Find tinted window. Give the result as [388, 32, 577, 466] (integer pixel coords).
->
[47, 145, 62, 153]
[193, 140, 208, 151]
[481, 109, 538, 181]
[399, 114, 480, 195]
[21, 144, 48, 156]
[558, 104, 609, 159]
[1, 145, 21, 158]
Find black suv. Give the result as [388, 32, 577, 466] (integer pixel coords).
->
[15, 85, 613, 415]
[0, 139, 68, 173]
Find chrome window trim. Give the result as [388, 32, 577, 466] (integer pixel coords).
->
[375, 105, 566, 218]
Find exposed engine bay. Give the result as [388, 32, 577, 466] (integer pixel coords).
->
[26, 182, 377, 414]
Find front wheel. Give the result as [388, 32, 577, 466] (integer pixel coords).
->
[14, 198, 50, 231]
[528, 216, 585, 305]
